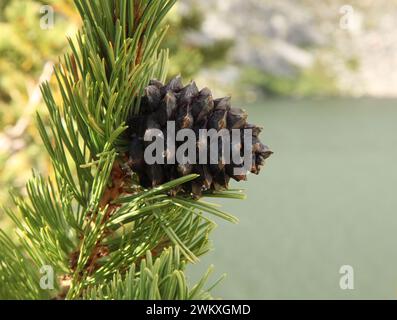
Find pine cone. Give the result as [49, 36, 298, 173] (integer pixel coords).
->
[127, 76, 272, 198]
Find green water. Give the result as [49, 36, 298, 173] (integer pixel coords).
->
[188, 98, 397, 299]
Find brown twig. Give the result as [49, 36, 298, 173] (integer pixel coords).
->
[0, 61, 54, 157]
[63, 2, 165, 299]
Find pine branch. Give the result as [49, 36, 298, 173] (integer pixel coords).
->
[0, 0, 246, 300]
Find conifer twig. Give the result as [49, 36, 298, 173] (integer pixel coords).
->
[0, 0, 246, 301]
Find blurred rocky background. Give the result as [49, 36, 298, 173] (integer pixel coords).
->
[174, 0, 397, 99]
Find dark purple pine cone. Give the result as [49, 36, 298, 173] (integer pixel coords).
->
[127, 76, 272, 198]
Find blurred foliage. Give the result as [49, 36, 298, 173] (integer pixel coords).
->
[0, 0, 78, 217]
[163, 5, 233, 80]
[241, 60, 339, 98]
[345, 56, 360, 72]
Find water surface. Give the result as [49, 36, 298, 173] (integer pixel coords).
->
[188, 98, 397, 299]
